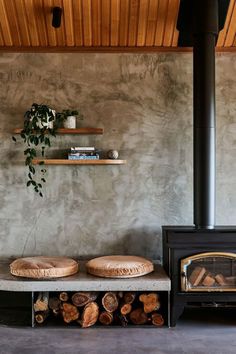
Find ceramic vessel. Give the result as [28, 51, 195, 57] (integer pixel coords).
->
[63, 116, 76, 129]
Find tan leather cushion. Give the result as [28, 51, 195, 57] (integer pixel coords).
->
[10, 256, 79, 279]
[86, 255, 154, 278]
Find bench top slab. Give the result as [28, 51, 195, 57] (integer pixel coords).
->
[0, 260, 170, 292]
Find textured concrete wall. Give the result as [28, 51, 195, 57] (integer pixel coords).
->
[0, 53, 235, 260]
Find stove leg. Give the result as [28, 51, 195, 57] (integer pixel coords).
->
[170, 300, 185, 327]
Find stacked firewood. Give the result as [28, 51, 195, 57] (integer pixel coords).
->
[33, 291, 165, 327]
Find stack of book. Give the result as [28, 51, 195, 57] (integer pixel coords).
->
[68, 147, 100, 160]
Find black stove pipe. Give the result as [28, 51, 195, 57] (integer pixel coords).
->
[177, 0, 229, 229]
[193, 0, 219, 229]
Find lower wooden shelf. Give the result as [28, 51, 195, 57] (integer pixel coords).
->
[32, 159, 127, 165]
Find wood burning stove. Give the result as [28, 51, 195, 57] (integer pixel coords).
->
[163, 226, 236, 326]
[162, 0, 233, 326]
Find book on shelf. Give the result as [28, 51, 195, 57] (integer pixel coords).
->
[69, 152, 98, 157]
[71, 147, 95, 152]
[68, 155, 99, 160]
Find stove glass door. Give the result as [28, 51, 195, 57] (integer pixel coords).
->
[181, 252, 236, 292]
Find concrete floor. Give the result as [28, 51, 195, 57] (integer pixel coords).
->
[0, 308, 236, 354]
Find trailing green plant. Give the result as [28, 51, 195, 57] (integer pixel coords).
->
[12, 103, 65, 197]
[56, 109, 83, 120]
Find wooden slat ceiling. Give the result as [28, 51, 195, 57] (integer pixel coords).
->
[0, 0, 236, 52]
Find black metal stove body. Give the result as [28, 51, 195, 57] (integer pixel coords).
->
[163, 226, 236, 327]
[162, 0, 232, 327]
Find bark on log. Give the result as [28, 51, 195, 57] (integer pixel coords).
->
[61, 302, 79, 323]
[202, 273, 215, 287]
[102, 292, 118, 313]
[123, 292, 136, 304]
[151, 313, 164, 326]
[71, 292, 98, 307]
[117, 291, 123, 299]
[99, 311, 113, 325]
[34, 292, 49, 312]
[120, 303, 132, 315]
[129, 308, 148, 325]
[80, 301, 99, 328]
[52, 308, 60, 316]
[35, 311, 49, 324]
[139, 293, 160, 313]
[215, 274, 227, 286]
[225, 276, 236, 285]
[117, 314, 128, 327]
[48, 297, 61, 311]
[59, 292, 69, 302]
[189, 266, 206, 286]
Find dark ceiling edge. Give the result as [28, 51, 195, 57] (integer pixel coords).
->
[0, 46, 235, 53]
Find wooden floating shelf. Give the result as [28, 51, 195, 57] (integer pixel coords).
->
[13, 128, 104, 135]
[32, 159, 126, 165]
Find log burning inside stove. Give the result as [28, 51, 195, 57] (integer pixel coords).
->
[181, 252, 236, 292]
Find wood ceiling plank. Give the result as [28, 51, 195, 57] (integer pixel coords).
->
[171, 0, 180, 46]
[119, 0, 129, 46]
[137, 0, 149, 46]
[101, 0, 110, 46]
[53, 0, 66, 46]
[14, 0, 31, 46]
[24, 0, 40, 46]
[43, 0, 57, 46]
[82, 0, 92, 46]
[145, 0, 158, 46]
[91, 0, 101, 46]
[0, 0, 13, 45]
[0, 25, 4, 46]
[33, 0, 48, 46]
[128, 0, 139, 46]
[172, 27, 179, 47]
[217, 0, 235, 47]
[62, 0, 75, 46]
[154, 0, 168, 46]
[223, 1, 236, 47]
[3, 0, 21, 46]
[72, 0, 83, 46]
[111, 0, 120, 46]
[163, 0, 179, 47]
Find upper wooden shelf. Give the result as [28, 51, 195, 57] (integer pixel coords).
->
[32, 159, 126, 165]
[13, 128, 104, 135]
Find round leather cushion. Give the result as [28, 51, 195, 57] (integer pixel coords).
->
[10, 256, 79, 279]
[86, 255, 154, 278]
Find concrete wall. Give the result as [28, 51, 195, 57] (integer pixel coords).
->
[0, 52, 235, 260]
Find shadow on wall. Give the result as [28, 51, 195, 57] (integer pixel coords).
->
[114, 228, 162, 261]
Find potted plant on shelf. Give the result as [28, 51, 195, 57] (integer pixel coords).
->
[57, 109, 83, 129]
[12, 103, 65, 197]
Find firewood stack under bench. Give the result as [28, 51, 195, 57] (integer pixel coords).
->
[33, 291, 165, 327]
[0, 261, 170, 328]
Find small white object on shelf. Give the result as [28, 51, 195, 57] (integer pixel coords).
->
[63, 116, 76, 129]
[107, 150, 119, 159]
